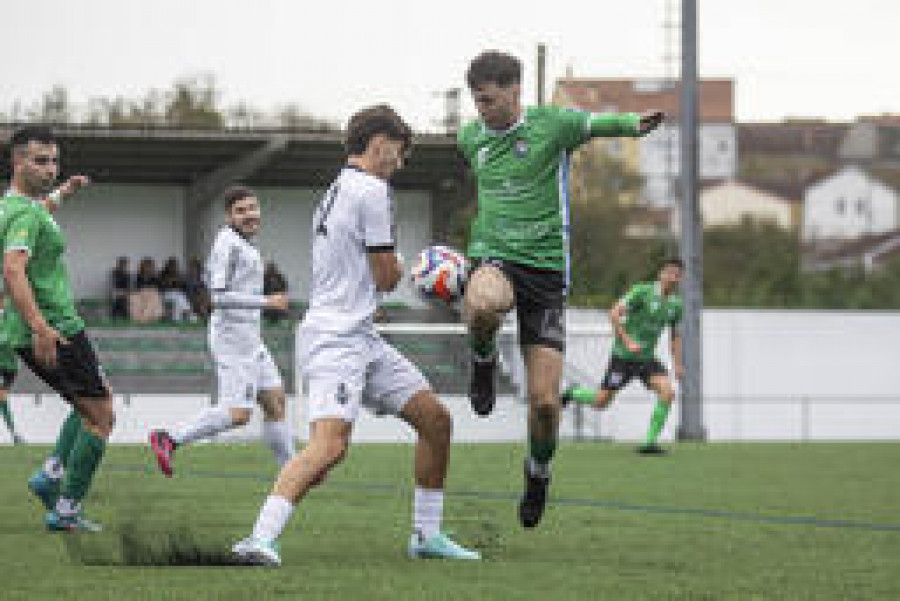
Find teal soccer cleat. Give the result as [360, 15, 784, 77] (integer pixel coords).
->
[45, 509, 103, 532]
[408, 531, 480, 560]
[232, 537, 282, 567]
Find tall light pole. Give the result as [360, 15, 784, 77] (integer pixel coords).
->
[678, 0, 706, 440]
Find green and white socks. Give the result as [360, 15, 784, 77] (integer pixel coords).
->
[56, 428, 107, 515]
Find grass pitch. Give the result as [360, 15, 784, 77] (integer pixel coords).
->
[1, 442, 898, 600]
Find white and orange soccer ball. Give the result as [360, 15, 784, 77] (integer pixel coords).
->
[410, 245, 468, 303]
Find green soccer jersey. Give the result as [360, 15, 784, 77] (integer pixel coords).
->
[0, 310, 17, 375]
[0, 194, 83, 348]
[458, 105, 641, 272]
[611, 282, 683, 362]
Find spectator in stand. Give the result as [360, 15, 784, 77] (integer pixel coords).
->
[184, 257, 210, 320]
[110, 256, 132, 320]
[129, 257, 163, 323]
[158, 257, 193, 322]
[262, 261, 289, 324]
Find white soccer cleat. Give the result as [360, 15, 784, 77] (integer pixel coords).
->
[232, 536, 282, 567]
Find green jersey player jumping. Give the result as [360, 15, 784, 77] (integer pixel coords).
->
[563, 258, 684, 454]
[459, 50, 664, 528]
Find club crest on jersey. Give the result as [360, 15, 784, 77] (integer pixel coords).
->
[513, 139, 528, 158]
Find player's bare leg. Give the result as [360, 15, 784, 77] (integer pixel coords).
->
[462, 264, 514, 416]
[638, 374, 676, 455]
[519, 344, 563, 528]
[401, 390, 478, 559]
[258, 388, 295, 467]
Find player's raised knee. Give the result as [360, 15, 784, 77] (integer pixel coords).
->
[464, 265, 514, 316]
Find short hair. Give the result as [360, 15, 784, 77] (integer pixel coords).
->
[222, 185, 256, 210]
[10, 125, 56, 158]
[660, 257, 685, 271]
[345, 104, 412, 156]
[466, 51, 522, 89]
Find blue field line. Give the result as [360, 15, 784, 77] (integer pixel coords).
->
[105, 462, 900, 534]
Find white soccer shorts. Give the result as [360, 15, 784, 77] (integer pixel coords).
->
[214, 346, 283, 409]
[297, 326, 429, 423]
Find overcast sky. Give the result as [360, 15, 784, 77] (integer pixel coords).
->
[4, 0, 898, 130]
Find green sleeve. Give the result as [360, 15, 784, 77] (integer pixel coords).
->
[552, 107, 642, 151]
[4, 211, 40, 256]
[619, 284, 644, 312]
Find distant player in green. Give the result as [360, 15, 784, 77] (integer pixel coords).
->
[458, 50, 664, 527]
[0, 175, 90, 445]
[3, 126, 113, 531]
[563, 258, 684, 454]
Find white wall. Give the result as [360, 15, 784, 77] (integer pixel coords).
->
[802, 166, 898, 241]
[55, 184, 186, 299]
[4, 310, 900, 444]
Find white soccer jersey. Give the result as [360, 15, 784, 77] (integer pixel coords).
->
[207, 226, 267, 356]
[303, 165, 395, 332]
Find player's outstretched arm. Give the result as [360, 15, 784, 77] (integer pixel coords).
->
[44, 175, 91, 213]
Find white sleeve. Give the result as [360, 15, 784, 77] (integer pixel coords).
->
[362, 184, 395, 252]
[206, 234, 267, 309]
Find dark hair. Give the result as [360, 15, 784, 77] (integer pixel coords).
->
[660, 257, 685, 271]
[10, 126, 56, 157]
[345, 104, 412, 156]
[222, 185, 256, 210]
[466, 50, 522, 89]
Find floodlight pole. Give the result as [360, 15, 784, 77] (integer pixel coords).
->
[677, 0, 706, 440]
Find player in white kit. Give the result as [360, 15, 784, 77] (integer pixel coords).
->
[149, 186, 294, 476]
[232, 105, 480, 566]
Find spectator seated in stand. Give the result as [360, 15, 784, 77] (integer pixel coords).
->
[158, 257, 194, 322]
[129, 257, 164, 323]
[109, 256, 132, 320]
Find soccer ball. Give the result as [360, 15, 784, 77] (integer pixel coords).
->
[410, 245, 468, 303]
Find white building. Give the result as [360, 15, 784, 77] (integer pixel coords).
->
[700, 180, 796, 229]
[802, 165, 899, 241]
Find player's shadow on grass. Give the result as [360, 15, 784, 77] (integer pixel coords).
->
[63, 492, 246, 567]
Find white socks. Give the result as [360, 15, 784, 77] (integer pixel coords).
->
[173, 407, 234, 446]
[413, 487, 444, 540]
[262, 420, 295, 467]
[252, 495, 295, 541]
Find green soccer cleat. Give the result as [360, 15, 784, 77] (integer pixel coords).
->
[636, 443, 669, 456]
[28, 470, 60, 511]
[45, 509, 103, 533]
[408, 531, 480, 560]
[232, 536, 282, 567]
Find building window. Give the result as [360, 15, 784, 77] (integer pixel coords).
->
[857, 199, 867, 216]
[836, 197, 845, 215]
[718, 140, 729, 153]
